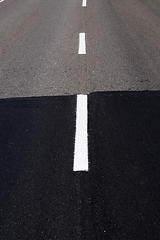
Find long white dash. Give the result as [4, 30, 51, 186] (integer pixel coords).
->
[82, 0, 87, 7]
[78, 33, 86, 54]
[73, 95, 88, 171]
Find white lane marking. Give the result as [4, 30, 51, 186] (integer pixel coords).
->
[0, 0, 5, 2]
[78, 33, 86, 54]
[82, 0, 87, 7]
[73, 95, 88, 172]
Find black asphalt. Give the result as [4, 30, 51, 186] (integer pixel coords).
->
[89, 91, 160, 239]
[0, 96, 79, 239]
[1, 91, 160, 239]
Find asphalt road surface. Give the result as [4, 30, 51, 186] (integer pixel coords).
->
[1, 92, 160, 239]
[1, 0, 160, 239]
[0, 0, 160, 98]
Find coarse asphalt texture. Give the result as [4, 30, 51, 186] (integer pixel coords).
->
[0, 0, 160, 98]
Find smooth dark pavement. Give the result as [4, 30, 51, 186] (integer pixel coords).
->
[89, 91, 160, 239]
[1, 91, 160, 239]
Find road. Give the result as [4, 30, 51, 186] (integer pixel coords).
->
[0, 0, 160, 98]
[0, 0, 160, 239]
[1, 92, 160, 239]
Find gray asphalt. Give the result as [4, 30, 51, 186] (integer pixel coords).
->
[0, 0, 160, 98]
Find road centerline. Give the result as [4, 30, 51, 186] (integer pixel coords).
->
[82, 0, 87, 7]
[78, 33, 86, 54]
[73, 95, 88, 172]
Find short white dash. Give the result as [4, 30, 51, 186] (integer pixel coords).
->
[73, 95, 88, 172]
[82, 0, 87, 7]
[0, 0, 5, 2]
[78, 33, 86, 54]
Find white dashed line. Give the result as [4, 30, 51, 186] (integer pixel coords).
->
[73, 95, 88, 172]
[0, 0, 5, 2]
[82, 0, 87, 7]
[78, 33, 86, 54]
